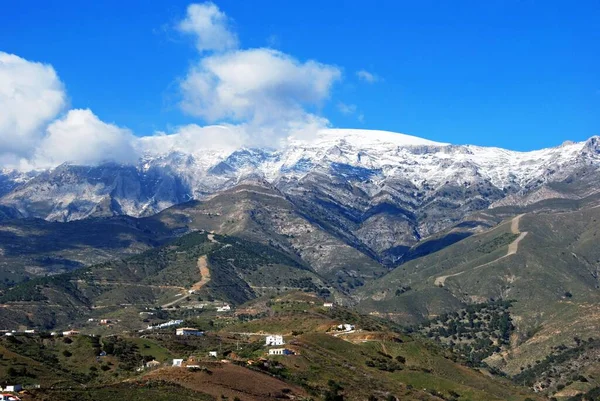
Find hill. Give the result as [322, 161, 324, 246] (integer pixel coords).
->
[0, 291, 543, 401]
[0, 216, 174, 287]
[356, 198, 600, 397]
[0, 231, 334, 330]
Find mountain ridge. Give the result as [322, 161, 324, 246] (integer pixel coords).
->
[1, 129, 599, 266]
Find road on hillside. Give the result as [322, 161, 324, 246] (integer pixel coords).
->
[434, 214, 528, 287]
[161, 233, 218, 308]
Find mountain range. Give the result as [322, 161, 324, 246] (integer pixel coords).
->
[1, 129, 599, 267]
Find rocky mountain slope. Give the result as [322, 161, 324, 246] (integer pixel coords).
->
[1, 129, 599, 266]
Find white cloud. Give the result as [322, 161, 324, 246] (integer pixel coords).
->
[356, 69, 380, 83]
[138, 124, 248, 154]
[0, 52, 67, 159]
[0, 3, 346, 170]
[177, 2, 238, 53]
[180, 48, 341, 124]
[337, 102, 357, 115]
[0, 52, 145, 170]
[176, 3, 342, 147]
[33, 109, 137, 168]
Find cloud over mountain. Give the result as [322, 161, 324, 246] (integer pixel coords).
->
[34, 109, 137, 168]
[0, 2, 345, 171]
[180, 48, 341, 124]
[0, 52, 67, 163]
[177, 2, 342, 147]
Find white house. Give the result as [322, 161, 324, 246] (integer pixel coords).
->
[175, 327, 204, 336]
[265, 335, 284, 346]
[323, 302, 334, 308]
[216, 304, 231, 312]
[3, 384, 22, 392]
[62, 330, 80, 336]
[209, 351, 218, 357]
[172, 359, 183, 367]
[337, 324, 355, 332]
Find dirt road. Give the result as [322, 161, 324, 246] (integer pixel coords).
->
[434, 214, 528, 287]
[161, 255, 212, 308]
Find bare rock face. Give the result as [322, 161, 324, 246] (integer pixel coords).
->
[1, 129, 599, 263]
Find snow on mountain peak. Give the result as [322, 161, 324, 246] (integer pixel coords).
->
[313, 128, 448, 147]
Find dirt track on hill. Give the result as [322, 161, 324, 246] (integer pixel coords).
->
[190, 256, 211, 292]
[434, 214, 529, 287]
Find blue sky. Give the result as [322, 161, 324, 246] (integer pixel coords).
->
[1, 0, 599, 151]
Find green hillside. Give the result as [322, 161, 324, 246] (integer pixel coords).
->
[0, 292, 542, 401]
[357, 202, 600, 398]
[0, 231, 333, 330]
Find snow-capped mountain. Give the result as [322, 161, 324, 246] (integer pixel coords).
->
[1, 129, 599, 263]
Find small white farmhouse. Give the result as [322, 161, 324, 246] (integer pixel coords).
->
[337, 324, 355, 332]
[265, 335, 284, 346]
[175, 327, 204, 336]
[172, 359, 183, 367]
[209, 351, 218, 357]
[216, 304, 231, 312]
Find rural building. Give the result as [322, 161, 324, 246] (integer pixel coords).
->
[3, 385, 22, 392]
[209, 351, 218, 357]
[337, 324, 355, 332]
[62, 330, 80, 336]
[172, 359, 183, 367]
[323, 302, 334, 308]
[268, 348, 295, 356]
[0, 393, 20, 401]
[145, 360, 161, 369]
[216, 304, 231, 312]
[100, 319, 111, 325]
[265, 335, 284, 346]
[175, 327, 204, 336]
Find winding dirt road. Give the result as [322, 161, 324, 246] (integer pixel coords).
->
[434, 214, 528, 287]
[161, 233, 217, 308]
